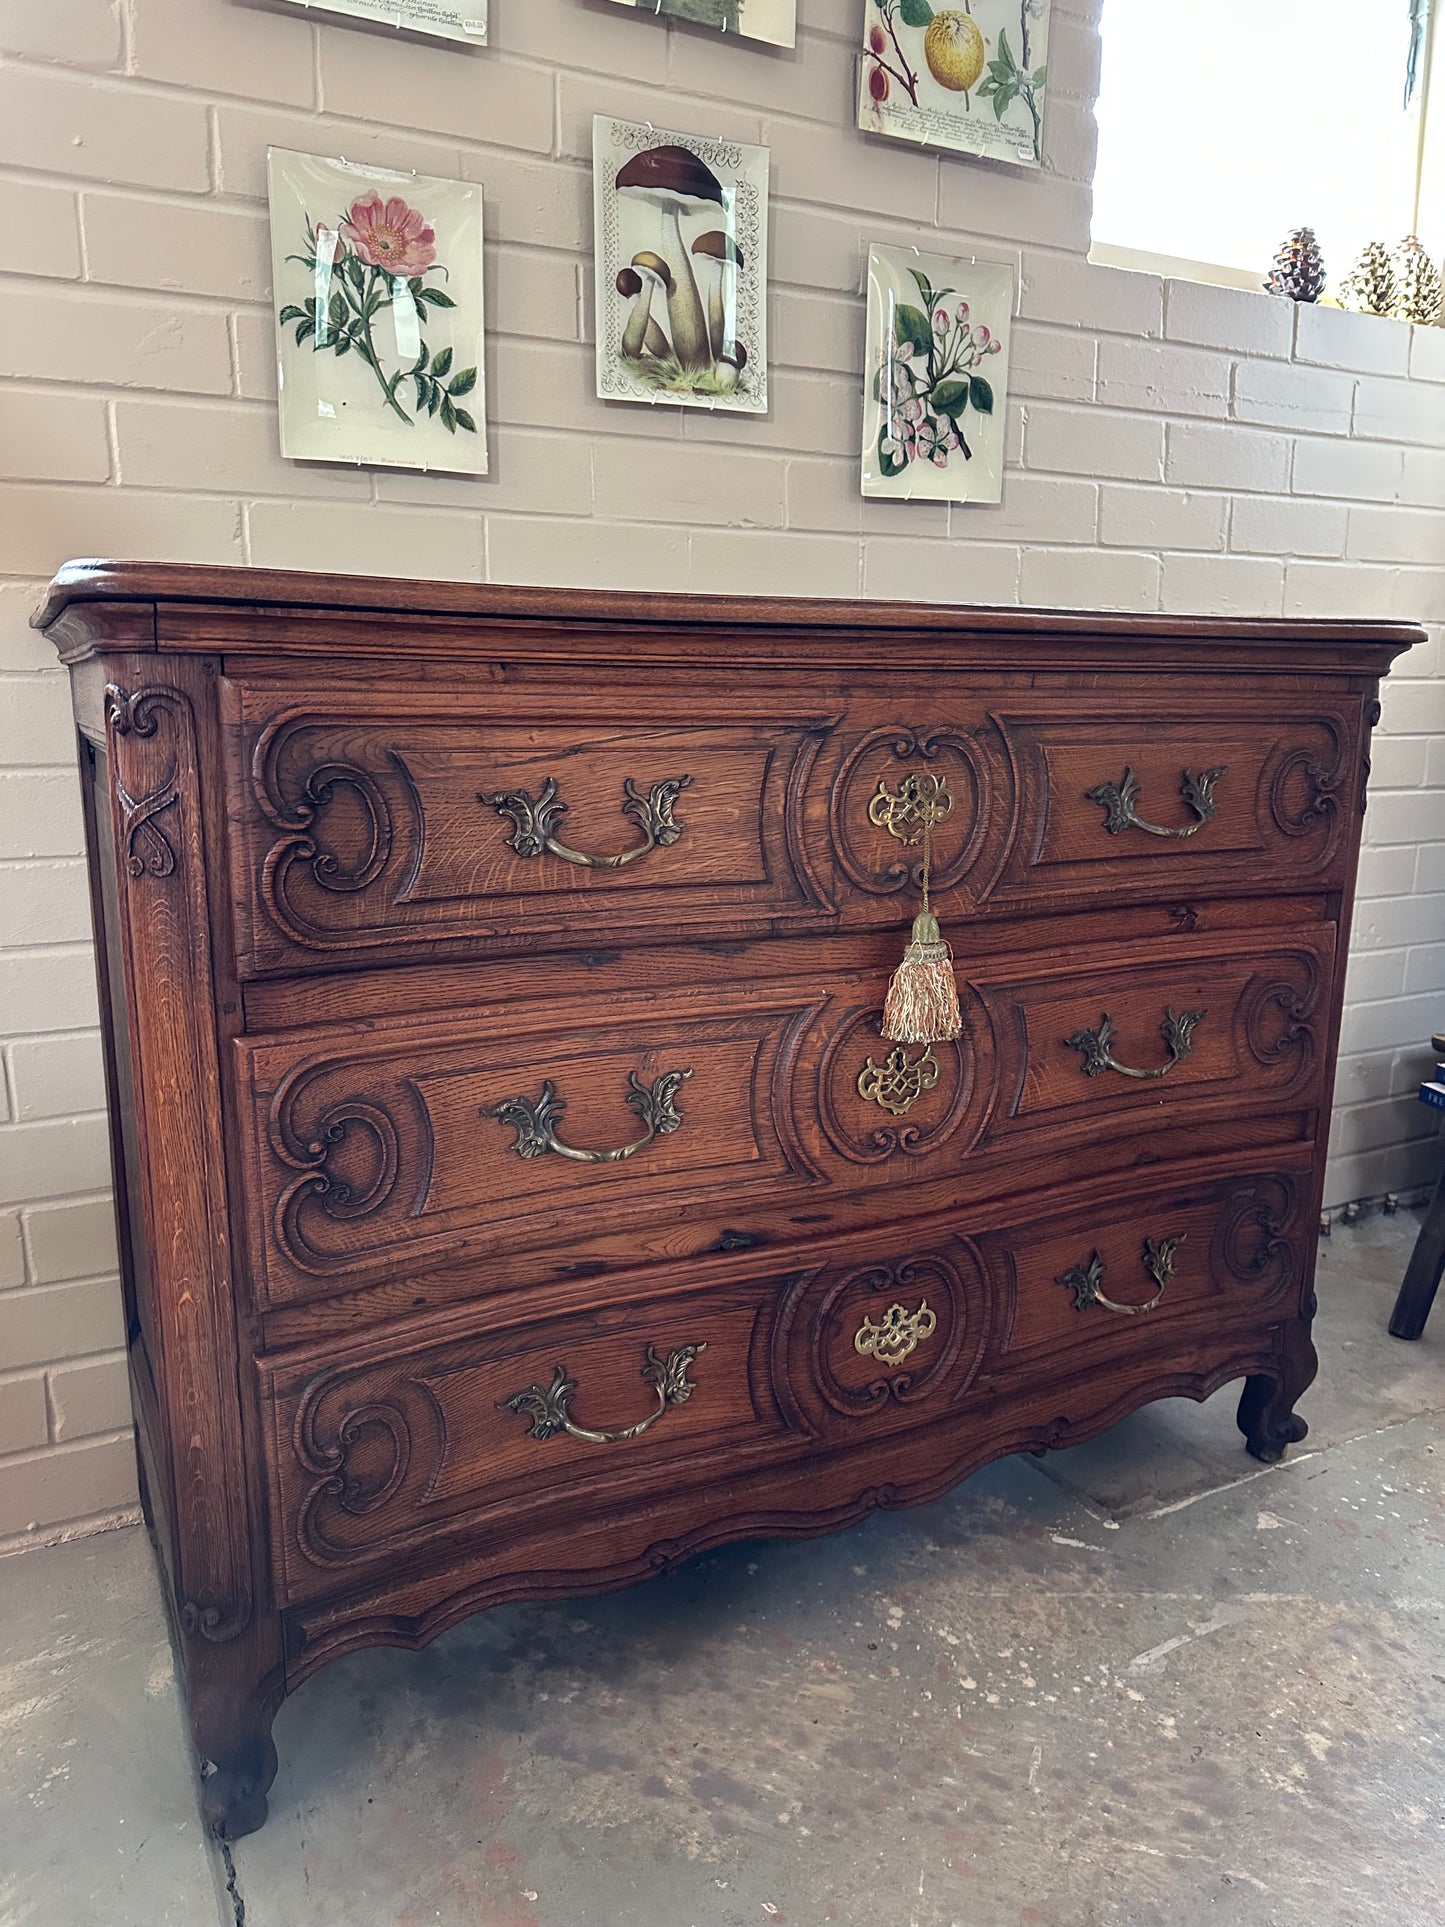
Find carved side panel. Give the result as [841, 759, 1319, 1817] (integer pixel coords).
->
[103, 673, 254, 1647]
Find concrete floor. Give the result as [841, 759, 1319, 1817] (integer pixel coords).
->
[2, 1211, 1442, 1927]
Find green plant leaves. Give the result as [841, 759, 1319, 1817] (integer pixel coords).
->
[909, 268, 934, 311]
[898, 0, 934, 26]
[968, 374, 994, 414]
[930, 378, 970, 418]
[894, 303, 932, 352]
[449, 366, 478, 398]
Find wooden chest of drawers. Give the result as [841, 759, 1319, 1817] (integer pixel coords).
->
[39, 561, 1419, 1838]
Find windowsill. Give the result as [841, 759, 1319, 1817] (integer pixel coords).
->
[1087, 241, 1266, 294]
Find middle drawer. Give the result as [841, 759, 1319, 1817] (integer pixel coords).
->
[235, 922, 1333, 1312]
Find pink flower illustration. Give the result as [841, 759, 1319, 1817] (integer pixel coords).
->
[341, 192, 437, 277]
[280, 184, 477, 438]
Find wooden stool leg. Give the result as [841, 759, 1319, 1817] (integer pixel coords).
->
[1390, 1159, 1445, 1340]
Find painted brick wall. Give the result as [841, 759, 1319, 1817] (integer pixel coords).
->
[0, 0, 1441, 1549]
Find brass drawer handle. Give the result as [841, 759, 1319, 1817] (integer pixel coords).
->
[1087, 766, 1226, 839]
[500, 1343, 706, 1445]
[481, 774, 691, 869]
[1066, 1006, 1205, 1081]
[1057, 1235, 1184, 1316]
[484, 1069, 692, 1164]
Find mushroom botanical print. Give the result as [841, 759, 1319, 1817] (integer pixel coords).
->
[269, 0, 486, 41]
[604, 0, 795, 48]
[268, 151, 487, 477]
[859, 0, 1050, 168]
[862, 244, 1013, 505]
[594, 118, 769, 414]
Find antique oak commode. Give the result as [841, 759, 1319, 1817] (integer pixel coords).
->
[39, 562, 1419, 1837]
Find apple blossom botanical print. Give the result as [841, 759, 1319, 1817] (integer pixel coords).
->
[859, 0, 1050, 168]
[268, 151, 486, 477]
[271, 0, 486, 43]
[604, 0, 795, 48]
[594, 117, 769, 415]
[862, 245, 1013, 505]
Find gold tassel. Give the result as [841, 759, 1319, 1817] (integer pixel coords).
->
[882, 808, 962, 1046]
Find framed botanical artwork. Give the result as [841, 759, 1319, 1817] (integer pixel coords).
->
[861, 243, 1013, 505]
[593, 116, 769, 415]
[859, 1, 1050, 167]
[603, 0, 796, 48]
[268, 0, 487, 42]
[268, 150, 487, 476]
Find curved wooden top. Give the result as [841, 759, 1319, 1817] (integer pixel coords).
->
[34, 558, 1426, 653]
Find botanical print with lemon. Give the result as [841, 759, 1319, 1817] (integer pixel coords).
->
[859, 0, 1050, 167]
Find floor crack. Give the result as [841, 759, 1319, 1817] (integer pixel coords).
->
[218, 1835, 246, 1927]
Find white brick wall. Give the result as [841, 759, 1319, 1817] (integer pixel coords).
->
[0, 0, 1441, 1546]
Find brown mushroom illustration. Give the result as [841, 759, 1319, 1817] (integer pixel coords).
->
[617, 257, 672, 359]
[715, 339, 748, 396]
[615, 144, 725, 374]
[691, 231, 744, 363]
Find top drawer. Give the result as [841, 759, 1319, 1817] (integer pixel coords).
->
[221, 674, 1360, 976]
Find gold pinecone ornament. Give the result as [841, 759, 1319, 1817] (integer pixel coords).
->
[1264, 227, 1326, 303]
[1339, 241, 1398, 316]
[1389, 236, 1443, 326]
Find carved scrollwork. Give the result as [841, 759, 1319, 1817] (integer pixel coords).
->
[105, 685, 185, 881]
[1269, 733, 1346, 842]
[293, 1370, 446, 1568]
[180, 1597, 252, 1645]
[268, 1065, 424, 1275]
[1212, 1178, 1297, 1299]
[251, 713, 421, 950]
[1243, 973, 1319, 1073]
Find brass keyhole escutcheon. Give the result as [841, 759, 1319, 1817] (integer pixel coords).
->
[868, 770, 954, 847]
[857, 1044, 940, 1117]
[853, 1301, 938, 1368]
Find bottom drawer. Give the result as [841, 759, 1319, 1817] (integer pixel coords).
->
[261, 1158, 1311, 1608]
